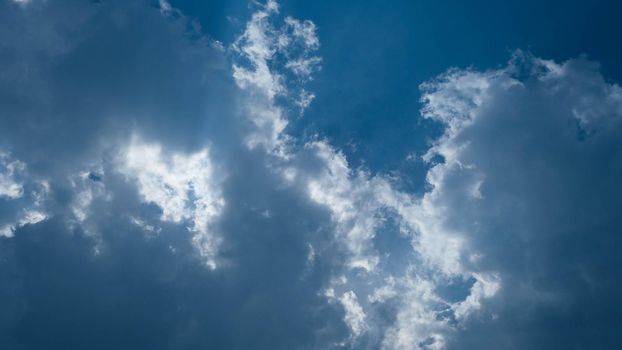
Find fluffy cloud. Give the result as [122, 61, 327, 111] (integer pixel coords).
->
[228, 5, 502, 348]
[0, 2, 347, 349]
[0, 0, 234, 174]
[231, 0, 321, 154]
[2, 0, 622, 349]
[121, 138, 224, 268]
[419, 52, 622, 349]
[0, 151, 25, 200]
[0, 151, 48, 237]
[1, 1, 490, 347]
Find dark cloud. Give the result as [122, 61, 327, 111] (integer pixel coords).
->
[0, 0, 237, 178]
[0, 149, 350, 350]
[0, 1, 351, 349]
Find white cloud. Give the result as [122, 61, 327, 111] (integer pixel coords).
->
[231, 4, 288, 154]
[452, 273, 500, 320]
[67, 170, 106, 227]
[7, 1, 618, 347]
[232, 4, 284, 101]
[229, 4, 500, 346]
[305, 140, 386, 271]
[381, 277, 449, 350]
[231, 2, 321, 154]
[6, 0, 622, 348]
[339, 290, 367, 337]
[285, 56, 322, 78]
[0, 1, 483, 345]
[263, 0, 279, 13]
[120, 138, 224, 268]
[297, 137, 497, 347]
[415, 52, 622, 348]
[0, 151, 49, 237]
[283, 16, 320, 50]
[0, 151, 25, 199]
[296, 89, 316, 110]
[281, 16, 321, 80]
[0, 210, 47, 238]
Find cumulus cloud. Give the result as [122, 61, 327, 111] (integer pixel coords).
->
[419, 51, 622, 349]
[1, 0, 622, 349]
[0, 0, 234, 174]
[0, 2, 347, 348]
[227, 5, 502, 348]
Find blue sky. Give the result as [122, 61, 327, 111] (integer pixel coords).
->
[171, 0, 622, 190]
[1, 0, 622, 349]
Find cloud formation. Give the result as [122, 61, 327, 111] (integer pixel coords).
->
[419, 51, 622, 349]
[1, 1, 622, 349]
[0, 2, 347, 348]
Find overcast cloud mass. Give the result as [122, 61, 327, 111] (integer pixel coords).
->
[1, 0, 622, 349]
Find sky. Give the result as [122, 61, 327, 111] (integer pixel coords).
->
[1, 0, 622, 349]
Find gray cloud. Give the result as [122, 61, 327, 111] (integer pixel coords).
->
[0, 0, 236, 175]
[0, 1, 350, 349]
[419, 52, 622, 349]
[2, 0, 622, 349]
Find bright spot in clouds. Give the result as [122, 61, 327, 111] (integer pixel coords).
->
[122, 138, 224, 268]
